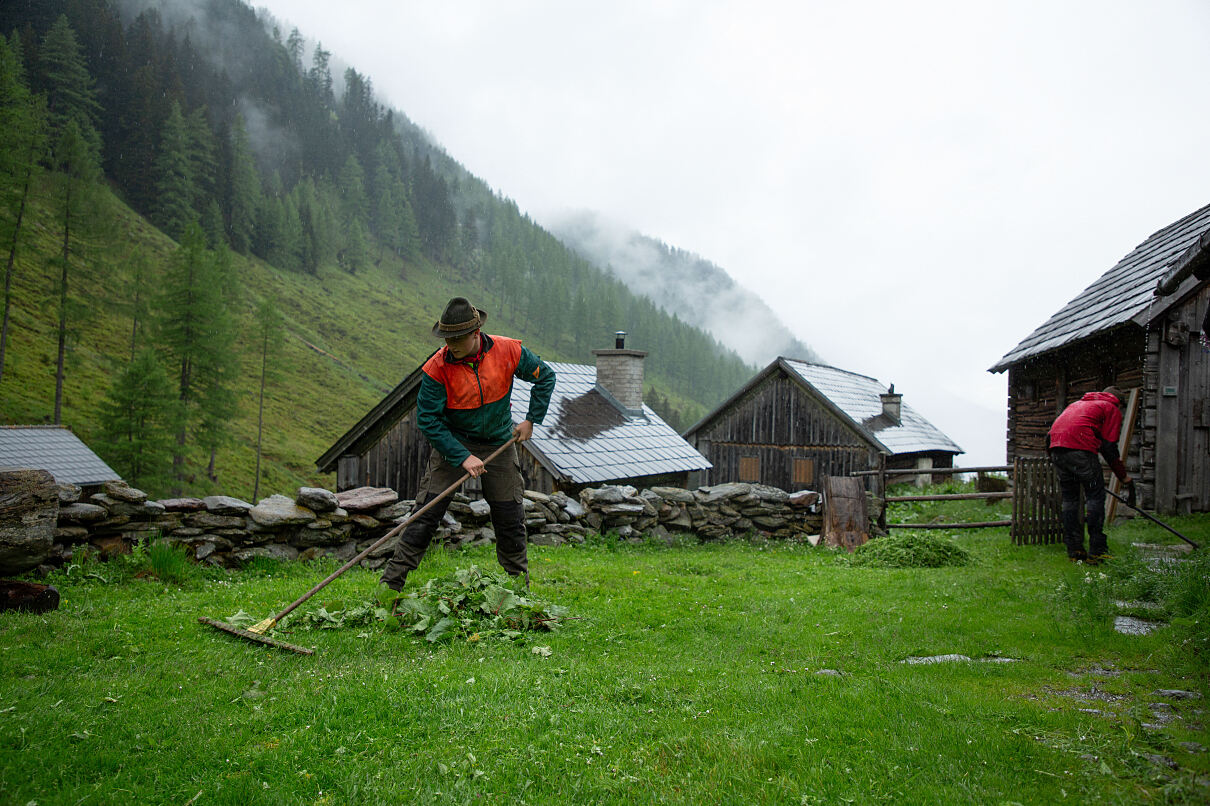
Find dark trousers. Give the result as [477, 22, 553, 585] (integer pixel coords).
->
[380, 441, 528, 589]
[1050, 448, 1108, 557]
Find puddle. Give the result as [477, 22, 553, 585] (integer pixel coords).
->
[901, 654, 1021, 665]
[1114, 615, 1165, 635]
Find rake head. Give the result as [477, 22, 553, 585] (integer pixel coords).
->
[198, 616, 313, 655]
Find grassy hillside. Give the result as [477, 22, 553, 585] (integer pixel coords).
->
[1, 177, 709, 499]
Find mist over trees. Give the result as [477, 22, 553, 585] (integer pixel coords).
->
[552, 211, 820, 367]
[0, 0, 766, 489]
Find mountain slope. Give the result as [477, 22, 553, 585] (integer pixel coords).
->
[0, 0, 756, 497]
[550, 210, 819, 366]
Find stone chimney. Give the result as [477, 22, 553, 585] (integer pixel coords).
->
[592, 332, 647, 417]
[880, 383, 902, 424]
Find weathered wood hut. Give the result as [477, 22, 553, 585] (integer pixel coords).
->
[682, 360, 962, 489]
[316, 338, 711, 497]
[989, 202, 1210, 514]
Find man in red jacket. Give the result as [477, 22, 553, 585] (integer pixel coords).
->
[1047, 387, 1133, 563]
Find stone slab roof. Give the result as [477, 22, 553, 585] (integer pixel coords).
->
[0, 425, 121, 486]
[511, 362, 711, 485]
[782, 361, 963, 456]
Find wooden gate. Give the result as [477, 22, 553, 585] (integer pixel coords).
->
[1010, 456, 1063, 545]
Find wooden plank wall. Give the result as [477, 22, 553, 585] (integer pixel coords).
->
[1004, 327, 1144, 489]
[693, 373, 876, 489]
[355, 413, 431, 498]
[1143, 285, 1209, 513]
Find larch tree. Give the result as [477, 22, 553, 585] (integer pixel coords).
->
[251, 296, 284, 503]
[49, 118, 101, 424]
[0, 32, 48, 383]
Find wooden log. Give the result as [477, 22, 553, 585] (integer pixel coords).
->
[0, 580, 60, 613]
[822, 476, 868, 552]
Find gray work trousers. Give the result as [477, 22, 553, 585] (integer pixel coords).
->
[380, 441, 527, 589]
[1051, 448, 1108, 558]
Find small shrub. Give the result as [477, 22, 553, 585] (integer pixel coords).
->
[850, 532, 972, 568]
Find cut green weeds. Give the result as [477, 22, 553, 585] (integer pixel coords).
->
[850, 531, 973, 568]
[285, 565, 573, 643]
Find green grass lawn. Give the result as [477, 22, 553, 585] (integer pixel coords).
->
[2, 515, 1208, 805]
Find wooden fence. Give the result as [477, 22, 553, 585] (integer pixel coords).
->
[850, 457, 1063, 544]
[1009, 457, 1063, 545]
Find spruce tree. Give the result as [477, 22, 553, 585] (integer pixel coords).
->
[157, 222, 238, 491]
[152, 101, 195, 240]
[225, 116, 260, 254]
[36, 15, 101, 152]
[185, 106, 217, 218]
[97, 347, 177, 495]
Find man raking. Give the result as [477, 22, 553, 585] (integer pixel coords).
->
[379, 297, 556, 592]
[1047, 386, 1133, 564]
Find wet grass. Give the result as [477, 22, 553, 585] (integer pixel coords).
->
[1, 518, 1207, 804]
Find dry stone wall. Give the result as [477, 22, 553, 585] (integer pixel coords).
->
[7, 472, 824, 575]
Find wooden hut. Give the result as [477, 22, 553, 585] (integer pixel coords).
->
[682, 360, 962, 490]
[316, 338, 711, 497]
[989, 201, 1210, 514]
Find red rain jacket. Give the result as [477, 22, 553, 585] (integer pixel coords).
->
[1048, 392, 1123, 452]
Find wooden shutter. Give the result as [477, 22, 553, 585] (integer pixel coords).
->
[792, 458, 814, 486]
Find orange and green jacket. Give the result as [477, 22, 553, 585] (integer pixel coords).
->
[417, 333, 555, 466]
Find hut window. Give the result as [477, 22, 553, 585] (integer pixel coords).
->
[738, 455, 760, 482]
[792, 458, 814, 487]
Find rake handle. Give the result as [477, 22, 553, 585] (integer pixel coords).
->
[1105, 488, 1200, 549]
[267, 436, 520, 625]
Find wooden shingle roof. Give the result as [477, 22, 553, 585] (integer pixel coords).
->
[990, 202, 1210, 372]
[0, 425, 121, 486]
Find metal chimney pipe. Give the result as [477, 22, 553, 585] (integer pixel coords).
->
[615, 331, 627, 349]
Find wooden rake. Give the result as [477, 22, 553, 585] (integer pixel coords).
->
[199, 436, 519, 655]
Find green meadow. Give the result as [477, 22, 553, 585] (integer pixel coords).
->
[2, 512, 1207, 805]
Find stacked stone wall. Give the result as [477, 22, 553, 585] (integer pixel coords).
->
[3, 471, 824, 575]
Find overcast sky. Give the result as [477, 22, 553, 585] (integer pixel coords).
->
[253, 0, 1210, 467]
